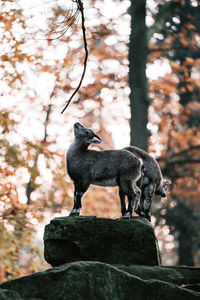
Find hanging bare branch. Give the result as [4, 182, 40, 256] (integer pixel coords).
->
[61, 0, 88, 113]
[44, 1, 88, 112]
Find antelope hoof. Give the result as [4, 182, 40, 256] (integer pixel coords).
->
[135, 207, 141, 215]
[145, 212, 151, 222]
[69, 213, 79, 217]
[139, 211, 146, 218]
[69, 208, 81, 216]
[123, 212, 131, 219]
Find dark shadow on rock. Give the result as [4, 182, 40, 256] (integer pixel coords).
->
[44, 216, 161, 266]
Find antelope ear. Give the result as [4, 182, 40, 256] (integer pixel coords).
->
[74, 122, 84, 129]
[164, 179, 171, 185]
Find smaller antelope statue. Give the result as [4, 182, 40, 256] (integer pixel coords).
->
[124, 146, 171, 221]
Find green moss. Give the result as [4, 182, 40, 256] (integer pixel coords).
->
[2, 217, 199, 299]
[1, 262, 200, 300]
[116, 265, 200, 286]
[0, 288, 22, 300]
[44, 216, 161, 266]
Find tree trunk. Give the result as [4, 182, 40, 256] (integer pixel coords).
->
[128, 0, 149, 151]
[178, 233, 194, 266]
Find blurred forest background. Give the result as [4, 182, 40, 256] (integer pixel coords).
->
[0, 0, 200, 283]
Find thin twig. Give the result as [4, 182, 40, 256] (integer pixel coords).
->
[61, 0, 88, 113]
[45, 8, 79, 37]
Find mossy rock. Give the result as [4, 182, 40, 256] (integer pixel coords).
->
[116, 265, 200, 286]
[0, 288, 22, 300]
[44, 216, 161, 266]
[1, 262, 200, 300]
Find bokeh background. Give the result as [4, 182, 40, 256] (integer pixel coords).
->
[0, 0, 200, 282]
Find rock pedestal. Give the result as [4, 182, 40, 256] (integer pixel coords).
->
[44, 216, 161, 267]
[0, 216, 200, 299]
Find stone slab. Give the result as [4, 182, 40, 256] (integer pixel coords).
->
[44, 216, 161, 266]
[1, 262, 200, 300]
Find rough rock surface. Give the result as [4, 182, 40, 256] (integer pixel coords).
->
[1, 261, 200, 300]
[0, 288, 22, 300]
[44, 216, 161, 266]
[116, 265, 200, 286]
